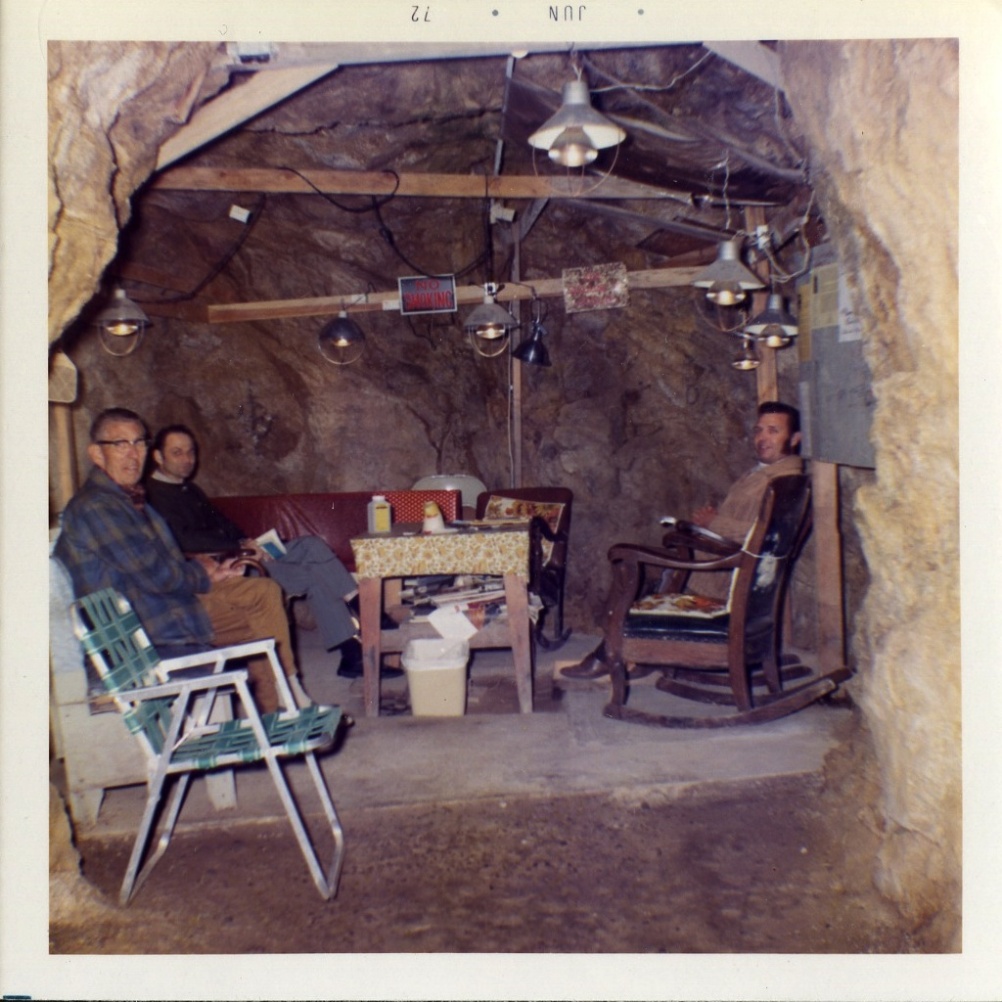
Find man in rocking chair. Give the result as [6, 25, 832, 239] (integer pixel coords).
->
[563, 401, 803, 679]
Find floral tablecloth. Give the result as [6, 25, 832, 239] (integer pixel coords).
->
[351, 523, 530, 578]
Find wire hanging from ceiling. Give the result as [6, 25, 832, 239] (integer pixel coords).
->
[281, 165, 400, 213]
[128, 194, 268, 304]
[758, 187, 817, 283]
[282, 165, 489, 281]
[585, 49, 714, 95]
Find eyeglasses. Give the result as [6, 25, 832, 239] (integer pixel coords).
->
[95, 437, 150, 452]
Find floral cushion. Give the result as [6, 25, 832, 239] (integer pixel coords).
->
[482, 496, 565, 565]
[629, 592, 728, 617]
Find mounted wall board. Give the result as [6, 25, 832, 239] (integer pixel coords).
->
[797, 243, 876, 469]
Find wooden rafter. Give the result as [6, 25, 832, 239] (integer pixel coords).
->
[701, 41, 784, 92]
[150, 167, 696, 204]
[205, 266, 703, 324]
[156, 63, 340, 171]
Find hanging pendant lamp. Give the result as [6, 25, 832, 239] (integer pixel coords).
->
[744, 292, 799, 348]
[95, 287, 150, 356]
[692, 239, 765, 306]
[318, 311, 366, 365]
[512, 319, 552, 367]
[528, 79, 626, 167]
[464, 283, 517, 357]
[731, 337, 762, 371]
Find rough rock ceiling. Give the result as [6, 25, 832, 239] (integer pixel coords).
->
[112, 41, 816, 325]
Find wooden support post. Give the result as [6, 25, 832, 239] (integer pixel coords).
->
[744, 207, 778, 404]
[50, 403, 78, 513]
[510, 234, 523, 488]
[812, 460, 846, 671]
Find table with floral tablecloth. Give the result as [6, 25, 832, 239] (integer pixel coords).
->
[351, 523, 533, 717]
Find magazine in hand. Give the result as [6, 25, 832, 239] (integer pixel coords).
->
[255, 528, 287, 559]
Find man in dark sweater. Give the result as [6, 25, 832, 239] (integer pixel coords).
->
[144, 424, 396, 678]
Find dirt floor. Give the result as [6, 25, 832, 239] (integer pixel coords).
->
[50, 714, 934, 955]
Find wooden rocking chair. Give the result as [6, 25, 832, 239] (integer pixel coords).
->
[602, 475, 850, 728]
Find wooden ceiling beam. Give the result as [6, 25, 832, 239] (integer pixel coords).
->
[141, 300, 209, 323]
[205, 266, 703, 324]
[150, 166, 696, 203]
[701, 41, 784, 92]
[156, 63, 340, 171]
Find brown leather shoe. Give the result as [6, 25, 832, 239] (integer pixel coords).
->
[560, 644, 610, 679]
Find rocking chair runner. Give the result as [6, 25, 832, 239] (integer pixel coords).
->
[70, 588, 347, 904]
[602, 475, 850, 727]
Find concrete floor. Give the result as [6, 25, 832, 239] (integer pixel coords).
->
[86, 623, 845, 838]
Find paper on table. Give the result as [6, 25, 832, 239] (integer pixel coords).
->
[428, 605, 480, 641]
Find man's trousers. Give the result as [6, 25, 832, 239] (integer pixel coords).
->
[198, 575, 296, 713]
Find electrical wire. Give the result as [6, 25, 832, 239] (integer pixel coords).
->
[129, 194, 268, 304]
[692, 289, 751, 336]
[759, 187, 816, 283]
[371, 197, 487, 281]
[586, 49, 713, 94]
[282, 165, 400, 212]
[283, 164, 492, 282]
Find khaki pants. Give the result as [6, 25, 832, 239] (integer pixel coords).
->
[198, 576, 297, 713]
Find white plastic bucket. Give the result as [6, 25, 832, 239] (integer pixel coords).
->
[401, 638, 469, 716]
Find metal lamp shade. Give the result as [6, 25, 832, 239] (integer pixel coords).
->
[731, 337, 762, 371]
[463, 299, 516, 339]
[528, 79, 625, 158]
[318, 313, 366, 365]
[692, 240, 765, 305]
[512, 323, 552, 367]
[96, 287, 149, 337]
[745, 292, 799, 347]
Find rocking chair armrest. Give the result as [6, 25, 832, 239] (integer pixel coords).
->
[607, 541, 742, 573]
[660, 521, 739, 555]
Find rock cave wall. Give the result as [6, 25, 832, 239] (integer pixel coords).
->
[781, 39, 960, 942]
[47, 39, 960, 941]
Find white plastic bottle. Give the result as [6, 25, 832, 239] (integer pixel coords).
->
[367, 494, 392, 533]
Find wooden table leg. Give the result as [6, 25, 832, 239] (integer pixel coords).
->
[358, 576, 383, 717]
[504, 572, 533, 713]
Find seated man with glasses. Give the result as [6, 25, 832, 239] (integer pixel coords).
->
[53, 407, 307, 713]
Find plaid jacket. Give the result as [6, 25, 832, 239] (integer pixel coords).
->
[54, 466, 214, 650]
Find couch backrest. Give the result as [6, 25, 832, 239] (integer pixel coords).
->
[210, 489, 461, 570]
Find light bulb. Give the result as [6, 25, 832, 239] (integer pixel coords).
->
[548, 126, 598, 167]
[708, 282, 746, 307]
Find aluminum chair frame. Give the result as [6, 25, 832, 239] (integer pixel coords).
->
[70, 588, 346, 905]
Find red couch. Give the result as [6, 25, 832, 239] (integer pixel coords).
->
[210, 489, 462, 572]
